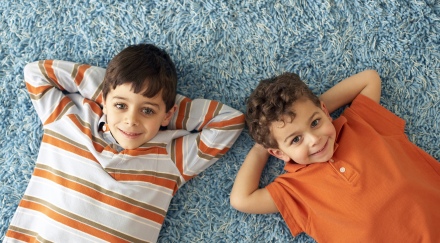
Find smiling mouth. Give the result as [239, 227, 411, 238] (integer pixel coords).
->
[119, 129, 142, 138]
[310, 140, 328, 156]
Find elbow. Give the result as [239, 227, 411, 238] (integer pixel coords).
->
[368, 69, 382, 102]
[230, 193, 247, 213]
[229, 193, 240, 211]
[23, 61, 40, 84]
[361, 69, 382, 103]
[365, 69, 381, 84]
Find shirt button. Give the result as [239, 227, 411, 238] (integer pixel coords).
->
[103, 125, 107, 131]
[339, 167, 346, 173]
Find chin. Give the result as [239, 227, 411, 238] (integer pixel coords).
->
[308, 158, 329, 164]
[119, 143, 139, 150]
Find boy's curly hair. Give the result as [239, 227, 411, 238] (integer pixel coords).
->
[246, 72, 321, 149]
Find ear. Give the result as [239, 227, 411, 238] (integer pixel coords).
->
[268, 148, 291, 163]
[320, 101, 332, 120]
[161, 104, 177, 126]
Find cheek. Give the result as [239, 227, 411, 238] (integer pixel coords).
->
[142, 117, 163, 130]
[297, 146, 310, 158]
[322, 123, 336, 136]
[104, 110, 119, 126]
[285, 147, 309, 164]
[105, 116, 114, 127]
[282, 146, 304, 159]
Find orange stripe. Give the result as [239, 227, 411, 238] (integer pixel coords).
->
[33, 168, 165, 224]
[199, 139, 230, 157]
[19, 199, 129, 242]
[42, 134, 99, 163]
[83, 98, 103, 116]
[43, 96, 72, 125]
[206, 115, 245, 129]
[5, 230, 37, 243]
[73, 64, 91, 86]
[67, 114, 104, 152]
[173, 137, 195, 181]
[198, 101, 219, 130]
[112, 174, 177, 191]
[182, 174, 195, 182]
[175, 97, 191, 129]
[25, 83, 52, 96]
[124, 147, 167, 156]
[104, 146, 118, 154]
[174, 137, 184, 174]
[43, 60, 63, 90]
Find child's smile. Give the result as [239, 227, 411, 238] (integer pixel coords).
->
[309, 139, 329, 157]
[269, 98, 336, 164]
[118, 128, 143, 138]
[103, 83, 175, 150]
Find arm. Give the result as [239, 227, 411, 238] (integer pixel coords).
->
[168, 95, 245, 182]
[24, 60, 106, 125]
[319, 70, 381, 113]
[230, 143, 279, 214]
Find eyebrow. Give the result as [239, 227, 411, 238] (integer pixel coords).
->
[283, 111, 320, 143]
[112, 96, 161, 109]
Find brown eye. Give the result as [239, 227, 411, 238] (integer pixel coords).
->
[142, 108, 155, 115]
[311, 119, 320, 128]
[291, 136, 302, 144]
[115, 103, 126, 109]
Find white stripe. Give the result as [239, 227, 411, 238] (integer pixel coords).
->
[13, 207, 106, 243]
[27, 178, 162, 231]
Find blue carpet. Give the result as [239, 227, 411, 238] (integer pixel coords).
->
[1, 0, 439, 242]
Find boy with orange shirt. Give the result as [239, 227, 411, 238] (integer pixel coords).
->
[231, 70, 440, 242]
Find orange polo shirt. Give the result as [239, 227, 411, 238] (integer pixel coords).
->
[266, 94, 440, 242]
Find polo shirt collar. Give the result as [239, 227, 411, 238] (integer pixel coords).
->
[283, 116, 347, 172]
[98, 115, 125, 152]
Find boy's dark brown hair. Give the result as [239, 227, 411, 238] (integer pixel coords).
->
[246, 72, 321, 149]
[102, 44, 177, 111]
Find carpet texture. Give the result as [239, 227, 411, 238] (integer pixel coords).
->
[1, 0, 439, 242]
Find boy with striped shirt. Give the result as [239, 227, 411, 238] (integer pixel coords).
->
[4, 44, 245, 242]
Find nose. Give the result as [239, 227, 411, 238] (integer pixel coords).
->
[308, 132, 320, 146]
[124, 109, 139, 126]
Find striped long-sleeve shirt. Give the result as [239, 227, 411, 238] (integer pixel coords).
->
[4, 60, 245, 243]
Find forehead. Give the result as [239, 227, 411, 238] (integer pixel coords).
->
[270, 99, 322, 135]
[108, 83, 165, 104]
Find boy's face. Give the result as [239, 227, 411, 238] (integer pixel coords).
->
[103, 83, 176, 150]
[268, 99, 336, 164]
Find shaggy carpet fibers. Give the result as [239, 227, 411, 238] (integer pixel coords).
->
[1, 0, 439, 242]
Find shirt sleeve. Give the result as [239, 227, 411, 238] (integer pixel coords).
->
[167, 94, 245, 184]
[343, 94, 406, 136]
[24, 60, 106, 126]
